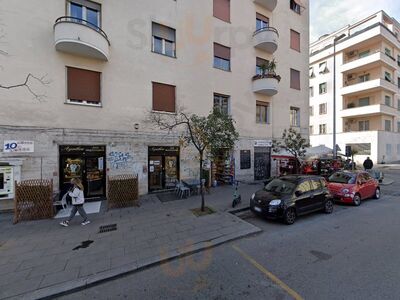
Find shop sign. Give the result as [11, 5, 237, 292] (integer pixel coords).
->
[3, 141, 34, 153]
[254, 140, 272, 148]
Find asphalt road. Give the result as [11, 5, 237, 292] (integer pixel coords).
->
[58, 171, 400, 300]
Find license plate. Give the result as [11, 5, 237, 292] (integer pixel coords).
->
[254, 206, 262, 212]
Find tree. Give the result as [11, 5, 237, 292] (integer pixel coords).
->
[273, 128, 310, 173]
[148, 108, 239, 211]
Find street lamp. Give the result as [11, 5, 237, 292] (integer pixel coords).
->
[333, 33, 346, 159]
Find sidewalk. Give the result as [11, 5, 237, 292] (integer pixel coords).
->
[0, 183, 262, 300]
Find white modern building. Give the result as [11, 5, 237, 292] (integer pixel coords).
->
[0, 0, 309, 209]
[310, 11, 400, 164]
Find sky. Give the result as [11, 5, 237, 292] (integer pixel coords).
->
[310, 0, 400, 43]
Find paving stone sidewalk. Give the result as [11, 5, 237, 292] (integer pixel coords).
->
[0, 183, 262, 300]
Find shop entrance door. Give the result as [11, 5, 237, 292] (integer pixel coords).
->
[254, 147, 271, 180]
[59, 146, 106, 199]
[148, 147, 179, 192]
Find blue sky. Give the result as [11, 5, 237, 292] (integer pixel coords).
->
[310, 0, 400, 42]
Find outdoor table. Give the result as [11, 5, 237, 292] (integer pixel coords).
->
[182, 179, 201, 195]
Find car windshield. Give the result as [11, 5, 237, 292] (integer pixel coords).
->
[264, 178, 296, 195]
[328, 172, 356, 184]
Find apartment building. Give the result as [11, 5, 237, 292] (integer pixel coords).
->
[0, 0, 309, 205]
[310, 11, 400, 164]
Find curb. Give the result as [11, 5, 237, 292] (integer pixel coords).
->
[21, 224, 262, 299]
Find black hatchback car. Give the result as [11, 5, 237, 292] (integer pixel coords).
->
[250, 175, 334, 224]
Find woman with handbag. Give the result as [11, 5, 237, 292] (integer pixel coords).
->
[60, 178, 90, 227]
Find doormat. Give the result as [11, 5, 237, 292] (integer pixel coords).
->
[54, 201, 102, 219]
[157, 192, 182, 203]
[99, 224, 117, 234]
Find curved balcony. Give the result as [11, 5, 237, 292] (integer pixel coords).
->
[253, 27, 279, 53]
[252, 74, 281, 96]
[253, 0, 277, 11]
[54, 16, 110, 61]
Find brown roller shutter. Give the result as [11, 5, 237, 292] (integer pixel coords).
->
[214, 43, 230, 60]
[290, 69, 301, 90]
[152, 82, 176, 113]
[213, 0, 230, 23]
[256, 57, 269, 67]
[67, 67, 101, 103]
[290, 29, 301, 52]
[256, 101, 269, 106]
[256, 13, 269, 23]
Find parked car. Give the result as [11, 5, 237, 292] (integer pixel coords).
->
[326, 171, 380, 206]
[250, 175, 334, 225]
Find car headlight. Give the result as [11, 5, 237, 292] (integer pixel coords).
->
[269, 199, 281, 206]
[251, 193, 255, 200]
[342, 189, 349, 194]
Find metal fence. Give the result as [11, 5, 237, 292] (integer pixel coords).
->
[107, 174, 139, 209]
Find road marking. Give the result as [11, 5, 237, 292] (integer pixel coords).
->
[232, 245, 304, 300]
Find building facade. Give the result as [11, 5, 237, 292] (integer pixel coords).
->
[0, 0, 309, 206]
[310, 11, 400, 164]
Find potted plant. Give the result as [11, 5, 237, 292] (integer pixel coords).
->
[253, 59, 281, 82]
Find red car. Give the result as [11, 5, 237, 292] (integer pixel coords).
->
[327, 171, 380, 206]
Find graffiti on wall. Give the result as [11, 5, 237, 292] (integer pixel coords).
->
[108, 151, 133, 170]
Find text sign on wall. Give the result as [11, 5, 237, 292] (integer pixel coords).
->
[254, 140, 272, 148]
[3, 141, 34, 153]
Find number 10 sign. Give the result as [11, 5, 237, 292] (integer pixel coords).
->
[3, 141, 34, 153]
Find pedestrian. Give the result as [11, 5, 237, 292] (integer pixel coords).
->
[363, 157, 373, 171]
[60, 178, 90, 227]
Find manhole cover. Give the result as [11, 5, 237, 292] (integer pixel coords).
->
[99, 224, 117, 233]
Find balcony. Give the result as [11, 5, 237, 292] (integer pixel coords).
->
[341, 104, 398, 118]
[253, 0, 277, 11]
[341, 51, 397, 73]
[54, 17, 110, 61]
[341, 79, 398, 96]
[252, 74, 281, 96]
[253, 27, 279, 54]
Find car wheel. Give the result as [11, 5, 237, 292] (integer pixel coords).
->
[324, 199, 334, 214]
[373, 188, 380, 199]
[283, 208, 296, 225]
[353, 194, 361, 206]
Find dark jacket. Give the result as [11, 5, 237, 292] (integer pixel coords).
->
[363, 158, 373, 170]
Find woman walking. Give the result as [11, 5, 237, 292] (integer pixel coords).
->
[60, 178, 90, 227]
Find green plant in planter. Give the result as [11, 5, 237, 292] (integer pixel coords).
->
[267, 59, 277, 75]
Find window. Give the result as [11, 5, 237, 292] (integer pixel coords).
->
[296, 181, 312, 194]
[319, 124, 327, 134]
[309, 67, 315, 78]
[397, 144, 400, 154]
[309, 125, 313, 135]
[290, 107, 300, 127]
[319, 82, 327, 94]
[398, 55, 400, 67]
[240, 150, 251, 170]
[214, 93, 230, 114]
[385, 47, 392, 57]
[152, 23, 176, 57]
[68, 0, 101, 28]
[256, 101, 270, 124]
[319, 103, 327, 115]
[290, 0, 301, 14]
[384, 71, 391, 82]
[67, 67, 101, 105]
[359, 74, 370, 82]
[386, 144, 392, 156]
[290, 29, 300, 52]
[358, 50, 370, 58]
[346, 143, 371, 155]
[256, 13, 269, 31]
[256, 57, 269, 75]
[385, 95, 391, 106]
[398, 99, 400, 110]
[309, 106, 313, 116]
[398, 77, 400, 88]
[214, 43, 231, 71]
[358, 120, 369, 131]
[358, 97, 370, 107]
[213, 0, 230, 23]
[319, 61, 328, 74]
[385, 120, 392, 132]
[290, 69, 300, 90]
[152, 82, 176, 113]
[310, 179, 322, 191]
[397, 122, 400, 132]
[309, 86, 314, 97]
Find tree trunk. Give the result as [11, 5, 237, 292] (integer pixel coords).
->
[199, 152, 205, 212]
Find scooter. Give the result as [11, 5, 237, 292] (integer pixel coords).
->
[232, 180, 242, 208]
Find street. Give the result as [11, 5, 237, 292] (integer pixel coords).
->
[58, 170, 400, 300]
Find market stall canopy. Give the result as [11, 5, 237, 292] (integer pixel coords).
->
[272, 149, 295, 159]
[305, 145, 333, 158]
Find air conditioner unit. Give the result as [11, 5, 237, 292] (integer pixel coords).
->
[347, 50, 358, 57]
[347, 74, 356, 80]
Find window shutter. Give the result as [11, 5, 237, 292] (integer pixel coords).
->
[290, 29, 300, 52]
[214, 43, 230, 60]
[256, 101, 269, 106]
[152, 82, 176, 113]
[67, 67, 101, 102]
[290, 69, 300, 90]
[152, 23, 175, 42]
[213, 0, 230, 22]
[256, 13, 269, 23]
